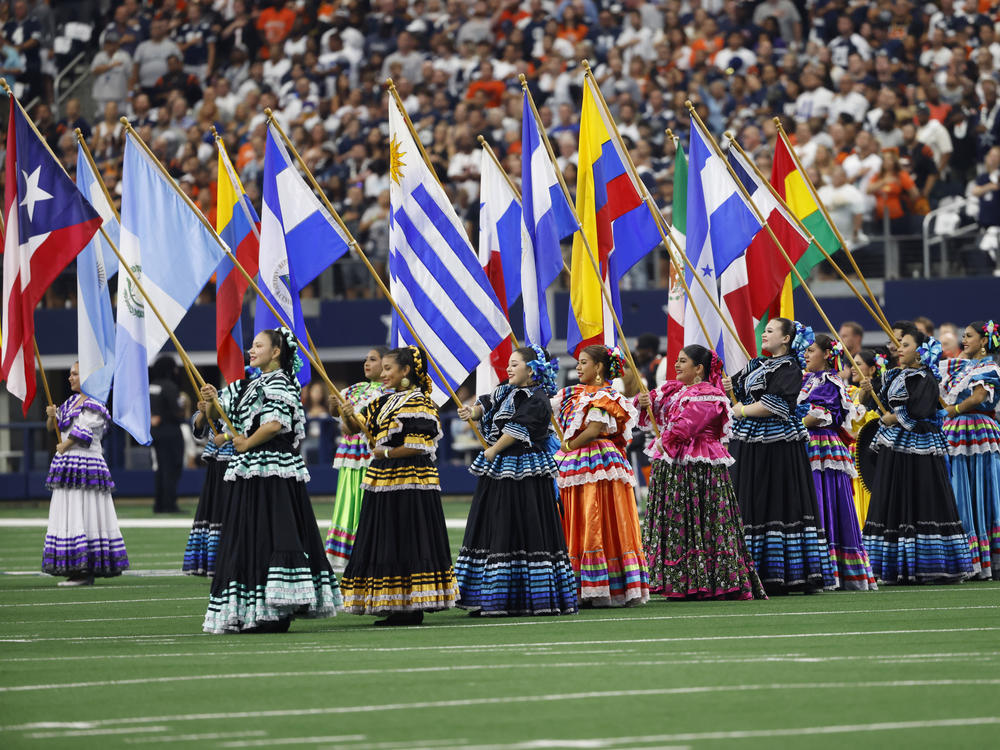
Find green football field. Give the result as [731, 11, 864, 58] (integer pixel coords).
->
[1, 499, 999, 750]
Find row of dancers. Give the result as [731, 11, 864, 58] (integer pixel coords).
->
[39, 318, 1000, 630]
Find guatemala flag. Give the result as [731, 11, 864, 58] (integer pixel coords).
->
[684, 119, 761, 370]
[520, 92, 576, 347]
[388, 96, 510, 405]
[257, 123, 350, 385]
[74, 142, 120, 402]
[113, 133, 228, 444]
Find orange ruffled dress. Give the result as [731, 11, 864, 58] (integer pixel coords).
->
[552, 384, 650, 607]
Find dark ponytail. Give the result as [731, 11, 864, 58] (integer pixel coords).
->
[681, 344, 712, 379]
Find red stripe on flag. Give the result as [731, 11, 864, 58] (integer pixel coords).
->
[216, 231, 259, 383]
[483, 250, 512, 383]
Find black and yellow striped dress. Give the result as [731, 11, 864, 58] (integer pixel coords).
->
[339, 388, 459, 615]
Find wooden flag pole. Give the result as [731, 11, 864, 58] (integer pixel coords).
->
[518, 74, 661, 435]
[33, 338, 62, 441]
[773, 119, 893, 333]
[725, 133, 900, 346]
[687, 103, 887, 413]
[267, 102, 488, 448]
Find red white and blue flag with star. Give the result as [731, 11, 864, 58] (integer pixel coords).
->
[1, 97, 102, 413]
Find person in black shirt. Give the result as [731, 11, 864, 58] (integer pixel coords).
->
[150, 355, 185, 514]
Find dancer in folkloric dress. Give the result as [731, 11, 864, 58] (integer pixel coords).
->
[43, 362, 128, 586]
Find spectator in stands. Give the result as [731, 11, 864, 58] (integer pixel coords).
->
[131, 17, 182, 100]
[838, 321, 864, 358]
[154, 53, 203, 108]
[55, 97, 90, 142]
[0, 30, 26, 91]
[970, 146, 1000, 269]
[257, 0, 296, 48]
[176, 0, 217, 80]
[915, 102, 953, 176]
[818, 165, 867, 249]
[91, 32, 131, 112]
[751, 0, 802, 49]
[914, 317, 936, 338]
[867, 147, 920, 235]
[900, 122, 938, 210]
[5, 0, 42, 100]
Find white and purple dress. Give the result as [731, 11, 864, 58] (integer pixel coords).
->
[43, 396, 129, 578]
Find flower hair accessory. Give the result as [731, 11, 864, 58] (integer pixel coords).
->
[277, 326, 305, 377]
[916, 336, 944, 371]
[605, 345, 625, 380]
[826, 339, 847, 371]
[873, 353, 888, 377]
[791, 321, 815, 369]
[526, 344, 559, 396]
[982, 320, 1000, 353]
[708, 352, 725, 390]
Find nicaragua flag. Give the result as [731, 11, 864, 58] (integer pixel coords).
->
[476, 148, 521, 393]
[684, 119, 761, 371]
[388, 96, 511, 406]
[257, 123, 350, 385]
[520, 92, 576, 347]
[567, 76, 660, 356]
[216, 140, 260, 385]
[113, 133, 229, 444]
[74, 142, 120, 402]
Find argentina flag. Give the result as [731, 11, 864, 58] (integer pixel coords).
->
[387, 98, 510, 406]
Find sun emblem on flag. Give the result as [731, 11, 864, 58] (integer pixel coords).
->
[389, 135, 406, 184]
[123, 265, 144, 318]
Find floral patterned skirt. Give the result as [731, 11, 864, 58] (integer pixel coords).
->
[643, 459, 766, 600]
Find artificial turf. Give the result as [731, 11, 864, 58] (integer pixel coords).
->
[1, 500, 998, 750]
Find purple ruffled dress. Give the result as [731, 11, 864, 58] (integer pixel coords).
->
[43, 396, 129, 577]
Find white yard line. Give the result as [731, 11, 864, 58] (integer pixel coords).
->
[217, 737, 366, 748]
[5, 681, 998, 731]
[25, 727, 169, 739]
[0, 596, 205, 608]
[124, 731, 269, 745]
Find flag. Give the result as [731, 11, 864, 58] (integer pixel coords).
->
[771, 135, 841, 321]
[1, 99, 101, 413]
[216, 141, 260, 384]
[74, 142, 120, 402]
[520, 92, 576, 347]
[257, 123, 350, 385]
[476, 149, 521, 393]
[726, 142, 811, 343]
[665, 141, 687, 371]
[113, 133, 228, 444]
[684, 120, 761, 370]
[567, 76, 661, 356]
[388, 96, 510, 406]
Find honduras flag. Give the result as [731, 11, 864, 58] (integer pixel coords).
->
[388, 97, 511, 406]
[256, 124, 350, 385]
[684, 119, 761, 370]
[520, 92, 576, 347]
[113, 133, 228, 444]
[74, 142, 120, 402]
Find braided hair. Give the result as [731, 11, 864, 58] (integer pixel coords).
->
[386, 345, 433, 393]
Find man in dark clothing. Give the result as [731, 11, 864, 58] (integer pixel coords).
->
[149, 355, 185, 514]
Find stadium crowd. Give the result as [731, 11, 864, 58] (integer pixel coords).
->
[6, 0, 1000, 306]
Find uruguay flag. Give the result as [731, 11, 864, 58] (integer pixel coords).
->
[113, 133, 228, 444]
[74, 142, 120, 402]
[520, 92, 576, 347]
[257, 124, 350, 385]
[388, 97, 511, 406]
[684, 119, 761, 370]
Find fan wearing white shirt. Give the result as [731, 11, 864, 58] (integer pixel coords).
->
[817, 166, 866, 249]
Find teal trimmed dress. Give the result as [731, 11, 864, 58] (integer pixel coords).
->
[203, 370, 341, 633]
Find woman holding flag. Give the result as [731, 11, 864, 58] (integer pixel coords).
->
[800, 335, 877, 591]
[454, 345, 578, 617]
[200, 328, 340, 633]
[323, 346, 388, 573]
[723, 318, 835, 594]
[553, 345, 650, 607]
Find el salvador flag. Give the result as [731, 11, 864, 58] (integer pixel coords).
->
[684, 120, 761, 370]
[388, 98, 511, 406]
[113, 133, 229, 444]
[256, 124, 350, 385]
[75, 143, 120, 402]
[520, 93, 576, 347]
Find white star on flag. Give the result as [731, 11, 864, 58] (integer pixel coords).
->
[20, 166, 53, 221]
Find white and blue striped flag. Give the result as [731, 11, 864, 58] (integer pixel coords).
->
[388, 98, 511, 405]
[74, 142, 120, 402]
[256, 124, 351, 385]
[520, 93, 576, 347]
[113, 133, 229, 444]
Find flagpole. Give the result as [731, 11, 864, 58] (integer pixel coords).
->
[726, 133, 900, 346]
[33, 338, 62, 441]
[265, 105, 488, 449]
[686, 103, 886, 412]
[517, 75, 661, 435]
[773, 119, 893, 333]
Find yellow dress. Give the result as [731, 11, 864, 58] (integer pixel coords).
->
[848, 386, 879, 529]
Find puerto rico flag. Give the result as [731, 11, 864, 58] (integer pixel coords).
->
[1, 96, 101, 412]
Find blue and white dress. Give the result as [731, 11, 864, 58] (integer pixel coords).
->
[43, 396, 129, 578]
[455, 384, 578, 615]
[862, 367, 973, 583]
[182, 414, 235, 576]
[940, 357, 1000, 579]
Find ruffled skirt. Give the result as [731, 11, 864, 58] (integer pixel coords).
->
[324, 466, 367, 572]
[644, 460, 765, 600]
[812, 468, 876, 591]
[339, 487, 458, 615]
[730, 438, 835, 593]
[183, 459, 231, 576]
[863, 447, 973, 584]
[455, 475, 577, 615]
[947, 451, 1000, 580]
[43, 487, 128, 577]
[203, 476, 340, 633]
